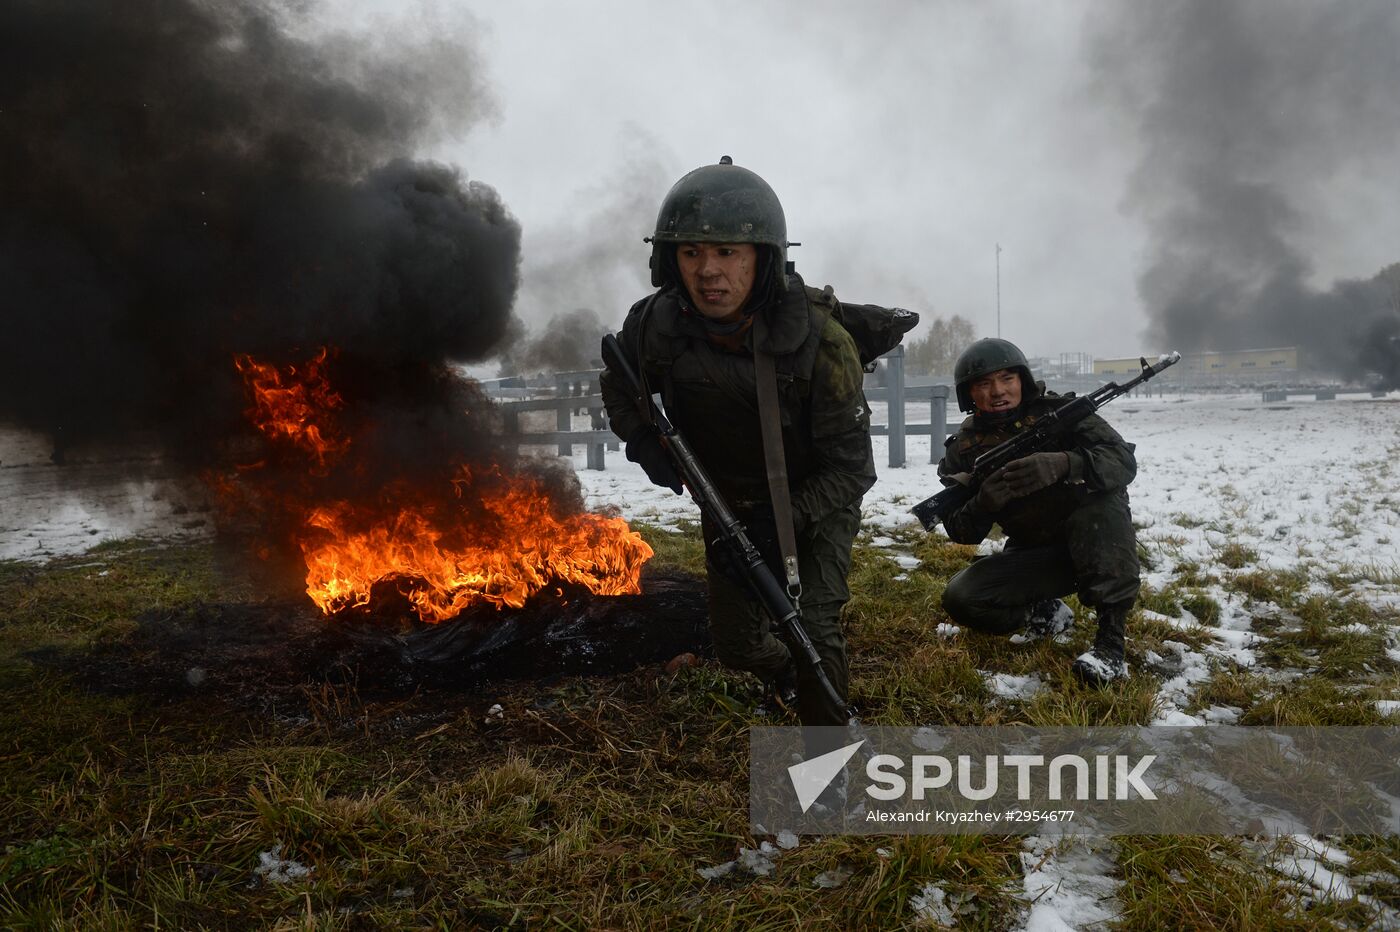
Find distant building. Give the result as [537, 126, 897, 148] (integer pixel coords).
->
[1094, 347, 1299, 385]
[1033, 352, 1095, 379]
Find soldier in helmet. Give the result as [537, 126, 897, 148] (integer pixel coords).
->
[936, 338, 1140, 685]
[599, 157, 877, 726]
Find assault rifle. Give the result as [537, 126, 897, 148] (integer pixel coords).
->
[911, 352, 1182, 531]
[601, 333, 850, 717]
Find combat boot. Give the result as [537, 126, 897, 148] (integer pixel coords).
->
[1024, 598, 1075, 641]
[1071, 602, 1130, 686]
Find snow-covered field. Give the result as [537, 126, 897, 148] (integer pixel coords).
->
[0, 429, 206, 562]
[576, 393, 1400, 580]
[576, 393, 1399, 632]
[9, 391, 1395, 582]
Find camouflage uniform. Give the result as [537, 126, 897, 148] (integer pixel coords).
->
[601, 275, 876, 726]
[937, 386, 1140, 634]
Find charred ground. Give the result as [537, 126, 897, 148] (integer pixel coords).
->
[32, 563, 709, 712]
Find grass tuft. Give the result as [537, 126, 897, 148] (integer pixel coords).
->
[1181, 592, 1222, 626]
[1217, 542, 1258, 570]
[1228, 569, 1308, 605]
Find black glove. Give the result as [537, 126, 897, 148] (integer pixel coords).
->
[625, 427, 683, 494]
[975, 469, 1015, 513]
[1002, 452, 1071, 497]
[740, 503, 784, 577]
[706, 504, 784, 588]
[707, 537, 751, 588]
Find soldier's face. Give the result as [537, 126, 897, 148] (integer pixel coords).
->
[970, 368, 1022, 414]
[675, 242, 757, 320]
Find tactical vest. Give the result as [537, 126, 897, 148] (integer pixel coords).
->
[631, 275, 839, 507]
[950, 392, 1091, 543]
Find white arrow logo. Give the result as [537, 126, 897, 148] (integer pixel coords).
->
[787, 740, 865, 813]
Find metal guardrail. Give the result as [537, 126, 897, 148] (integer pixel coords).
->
[490, 346, 951, 471]
[487, 357, 1392, 473]
[1262, 389, 1388, 403]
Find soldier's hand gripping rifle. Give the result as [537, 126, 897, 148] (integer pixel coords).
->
[601, 333, 851, 718]
[911, 352, 1182, 531]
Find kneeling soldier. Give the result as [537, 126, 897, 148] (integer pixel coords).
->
[937, 338, 1140, 685]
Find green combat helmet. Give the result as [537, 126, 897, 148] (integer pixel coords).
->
[646, 155, 791, 290]
[953, 338, 1035, 413]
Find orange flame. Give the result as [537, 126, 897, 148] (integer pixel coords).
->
[228, 348, 652, 623]
[234, 348, 348, 470]
[301, 469, 652, 621]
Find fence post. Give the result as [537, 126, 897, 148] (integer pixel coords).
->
[929, 385, 949, 464]
[589, 407, 609, 469]
[503, 407, 520, 460]
[554, 376, 571, 457]
[886, 346, 906, 468]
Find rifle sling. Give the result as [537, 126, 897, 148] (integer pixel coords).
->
[752, 314, 801, 596]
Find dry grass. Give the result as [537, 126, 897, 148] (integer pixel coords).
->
[1, 522, 1397, 928]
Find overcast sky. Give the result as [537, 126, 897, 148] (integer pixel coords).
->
[335, 0, 1399, 361]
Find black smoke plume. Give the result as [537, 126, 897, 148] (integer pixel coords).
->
[513, 141, 670, 328]
[497, 308, 608, 377]
[500, 139, 673, 378]
[0, 0, 522, 458]
[0, 0, 612, 592]
[1089, 0, 1400, 387]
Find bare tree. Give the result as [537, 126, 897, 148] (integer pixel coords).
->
[904, 315, 978, 376]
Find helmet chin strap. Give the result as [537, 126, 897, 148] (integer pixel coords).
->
[747, 246, 781, 309]
[654, 242, 680, 289]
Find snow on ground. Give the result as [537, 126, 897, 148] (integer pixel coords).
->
[0, 427, 211, 561]
[1117, 395, 1397, 725]
[1253, 835, 1400, 921]
[984, 671, 1047, 702]
[252, 844, 314, 885]
[1121, 396, 1399, 583]
[576, 393, 1400, 577]
[910, 881, 972, 925]
[1017, 836, 1121, 931]
[6, 392, 1392, 573]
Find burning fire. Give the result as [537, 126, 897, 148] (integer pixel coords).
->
[301, 469, 650, 620]
[229, 348, 653, 623]
[234, 348, 348, 471]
